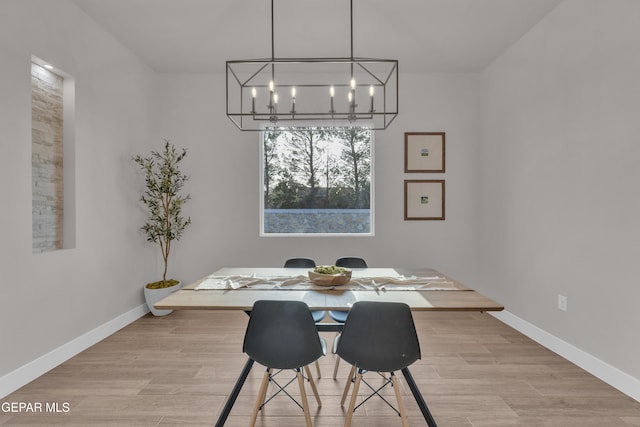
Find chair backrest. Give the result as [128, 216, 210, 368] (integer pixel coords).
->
[243, 300, 324, 369]
[336, 301, 421, 372]
[335, 257, 368, 268]
[284, 257, 316, 268]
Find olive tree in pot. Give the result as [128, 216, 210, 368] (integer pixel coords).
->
[133, 140, 191, 316]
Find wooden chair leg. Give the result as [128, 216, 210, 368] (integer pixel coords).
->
[332, 334, 341, 379]
[304, 365, 322, 407]
[333, 355, 341, 379]
[390, 372, 409, 427]
[314, 360, 321, 378]
[249, 369, 271, 427]
[340, 365, 356, 405]
[297, 369, 313, 427]
[344, 370, 362, 427]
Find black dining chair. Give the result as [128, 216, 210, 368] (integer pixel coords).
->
[284, 257, 316, 269]
[284, 257, 326, 322]
[329, 257, 368, 322]
[335, 256, 369, 269]
[243, 300, 327, 427]
[336, 301, 421, 427]
[329, 257, 368, 378]
[284, 257, 326, 378]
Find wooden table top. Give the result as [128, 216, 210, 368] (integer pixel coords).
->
[154, 267, 504, 312]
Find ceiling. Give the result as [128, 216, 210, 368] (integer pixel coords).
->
[71, 0, 563, 74]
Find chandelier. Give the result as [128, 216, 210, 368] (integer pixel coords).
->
[226, 0, 398, 131]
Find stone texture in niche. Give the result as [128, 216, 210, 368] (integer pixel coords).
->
[31, 63, 64, 252]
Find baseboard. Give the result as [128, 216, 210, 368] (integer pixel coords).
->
[0, 304, 149, 398]
[490, 310, 640, 402]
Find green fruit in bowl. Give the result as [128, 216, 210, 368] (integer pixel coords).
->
[313, 265, 349, 275]
[309, 266, 352, 286]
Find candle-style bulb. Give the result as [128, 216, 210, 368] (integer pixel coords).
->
[329, 86, 335, 114]
[369, 85, 375, 113]
[348, 92, 353, 103]
[290, 87, 297, 115]
[350, 78, 356, 90]
[251, 87, 257, 113]
[269, 80, 274, 92]
[273, 93, 278, 104]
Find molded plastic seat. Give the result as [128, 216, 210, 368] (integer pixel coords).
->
[329, 257, 367, 323]
[335, 257, 368, 269]
[336, 301, 421, 427]
[243, 300, 326, 427]
[328, 310, 348, 322]
[284, 258, 326, 323]
[284, 257, 316, 268]
[284, 257, 326, 378]
[329, 257, 368, 377]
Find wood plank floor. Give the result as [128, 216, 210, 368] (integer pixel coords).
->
[2, 310, 640, 426]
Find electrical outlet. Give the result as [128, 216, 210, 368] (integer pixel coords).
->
[558, 294, 568, 312]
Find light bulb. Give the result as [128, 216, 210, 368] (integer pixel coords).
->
[269, 80, 274, 92]
[350, 78, 356, 90]
[252, 87, 257, 98]
[291, 87, 296, 98]
[330, 86, 335, 97]
[369, 85, 374, 96]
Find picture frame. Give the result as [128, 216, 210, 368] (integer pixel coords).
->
[404, 132, 445, 173]
[404, 180, 445, 220]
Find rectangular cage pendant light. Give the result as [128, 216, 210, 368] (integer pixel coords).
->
[226, 0, 399, 131]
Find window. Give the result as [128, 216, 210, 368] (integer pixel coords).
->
[31, 56, 75, 252]
[261, 126, 373, 236]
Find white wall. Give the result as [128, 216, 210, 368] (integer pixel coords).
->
[154, 73, 482, 287]
[0, 0, 156, 379]
[5, 0, 638, 402]
[479, 0, 640, 380]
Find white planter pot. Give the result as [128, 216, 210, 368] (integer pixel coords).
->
[143, 281, 182, 316]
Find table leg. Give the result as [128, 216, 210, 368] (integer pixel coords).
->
[215, 357, 255, 427]
[401, 367, 438, 427]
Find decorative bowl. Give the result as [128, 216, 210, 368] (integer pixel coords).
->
[308, 268, 352, 286]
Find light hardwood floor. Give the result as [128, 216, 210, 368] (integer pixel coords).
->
[2, 310, 640, 426]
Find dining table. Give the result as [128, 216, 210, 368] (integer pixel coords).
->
[155, 266, 504, 427]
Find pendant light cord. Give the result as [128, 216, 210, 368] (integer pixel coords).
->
[271, 0, 275, 61]
[350, 0, 354, 60]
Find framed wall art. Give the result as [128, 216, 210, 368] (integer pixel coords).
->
[404, 132, 445, 173]
[404, 180, 445, 220]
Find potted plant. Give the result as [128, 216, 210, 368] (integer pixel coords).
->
[133, 139, 191, 316]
